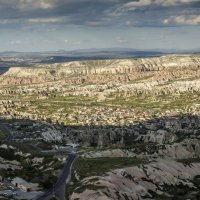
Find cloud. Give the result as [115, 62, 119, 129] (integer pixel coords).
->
[116, 36, 128, 44]
[10, 39, 30, 45]
[28, 17, 64, 23]
[122, 0, 200, 11]
[164, 15, 200, 25]
[86, 17, 112, 26]
[18, 0, 57, 10]
[0, 0, 199, 29]
[124, 0, 152, 11]
[0, 19, 19, 24]
[158, 0, 200, 7]
[104, 0, 200, 27]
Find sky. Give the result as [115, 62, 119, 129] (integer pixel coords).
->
[0, 0, 200, 52]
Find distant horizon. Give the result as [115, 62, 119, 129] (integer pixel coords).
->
[0, 47, 200, 54]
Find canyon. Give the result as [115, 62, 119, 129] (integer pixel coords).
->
[0, 54, 200, 200]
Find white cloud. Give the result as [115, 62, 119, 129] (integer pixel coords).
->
[106, 0, 200, 25]
[122, 0, 200, 11]
[19, 0, 57, 10]
[125, 21, 132, 25]
[163, 19, 170, 24]
[86, 18, 111, 26]
[156, 0, 200, 6]
[163, 15, 200, 25]
[0, 19, 19, 24]
[116, 36, 128, 44]
[124, 0, 152, 11]
[10, 39, 30, 45]
[28, 17, 64, 23]
[0, 0, 57, 11]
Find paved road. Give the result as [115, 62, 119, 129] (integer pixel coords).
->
[36, 152, 76, 200]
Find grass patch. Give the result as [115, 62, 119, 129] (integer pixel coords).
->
[0, 129, 6, 140]
[177, 158, 200, 165]
[74, 157, 145, 180]
[66, 157, 144, 198]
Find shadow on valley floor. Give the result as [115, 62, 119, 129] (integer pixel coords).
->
[0, 113, 200, 149]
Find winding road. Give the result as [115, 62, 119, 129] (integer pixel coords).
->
[0, 120, 77, 200]
[36, 151, 77, 200]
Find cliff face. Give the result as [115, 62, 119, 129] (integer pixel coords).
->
[1, 54, 200, 86]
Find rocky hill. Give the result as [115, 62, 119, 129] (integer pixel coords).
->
[71, 159, 200, 200]
[0, 55, 200, 126]
[1, 54, 200, 86]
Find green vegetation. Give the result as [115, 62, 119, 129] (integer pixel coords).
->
[24, 91, 196, 120]
[122, 142, 147, 150]
[162, 184, 200, 200]
[0, 143, 63, 189]
[39, 92, 198, 118]
[74, 157, 145, 179]
[149, 183, 200, 200]
[2, 88, 200, 125]
[66, 157, 144, 198]
[0, 129, 6, 140]
[105, 92, 200, 111]
[177, 158, 200, 165]
[192, 175, 200, 189]
[81, 142, 158, 155]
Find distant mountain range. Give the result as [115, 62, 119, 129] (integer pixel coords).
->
[0, 48, 200, 58]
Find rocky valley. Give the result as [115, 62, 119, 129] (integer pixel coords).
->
[0, 54, 200, 200]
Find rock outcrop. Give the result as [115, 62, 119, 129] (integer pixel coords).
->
[71, 159, 200, 200]
[0, 55, 200, 86]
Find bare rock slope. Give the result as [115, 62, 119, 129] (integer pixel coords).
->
[1, 54, 200, 86]
[71, 159, 200, 200]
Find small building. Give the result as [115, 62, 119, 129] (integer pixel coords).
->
[12, 177, 25, 187]
[11, 177, 38, 192]
[18, 182, 32, 192]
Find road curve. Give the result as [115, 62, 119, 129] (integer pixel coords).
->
[36, 152, 76, 200]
